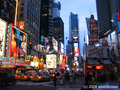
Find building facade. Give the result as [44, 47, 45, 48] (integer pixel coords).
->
[53, 2, 61, 18]
[40, 0, 54, 41]
[86, 14, 99, 45]
[53, 17, 64, 43]
[16, 0, 41, 56]
[69, 12, 80, 68]
[0, 0, 16, 24]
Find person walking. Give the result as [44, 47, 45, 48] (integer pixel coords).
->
[53, 72, 57, 86]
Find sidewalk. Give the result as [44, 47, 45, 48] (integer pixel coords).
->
[54, 75, 85, 90]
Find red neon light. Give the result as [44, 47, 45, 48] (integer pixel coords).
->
[87, 66, 92, 68]
[58, 51, 68, 58]
[96, 66, 103, 69]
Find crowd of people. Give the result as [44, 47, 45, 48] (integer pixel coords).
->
[52, 70, 120, 89]
[52, 70, 82, 86]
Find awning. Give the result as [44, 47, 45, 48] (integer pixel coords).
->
[16, 63, 29, 67]
[116, 60, 120, 64]
[101, 60, 112, 64]
[87, 60, 100, 65]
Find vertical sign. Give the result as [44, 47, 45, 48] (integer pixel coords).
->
[0, 18, 7, 57]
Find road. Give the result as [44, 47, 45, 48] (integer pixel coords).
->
[0, 76, 85, 90]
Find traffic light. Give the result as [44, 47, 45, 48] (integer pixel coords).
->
[29, 42, 32, 49]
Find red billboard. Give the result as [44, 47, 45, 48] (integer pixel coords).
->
[19, 21, 24, 30]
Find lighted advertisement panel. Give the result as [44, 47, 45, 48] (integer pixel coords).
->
[74, 43, 79, 53]
[60, 42, 64, 53]
[46, 54, 56, 68]
[5, 24, 13, 57]
[52, 37, 58, 52]
[10, 26, 27, 59]
[0, 18, 7, 57]
[0, 57, 15, 68]
[18, 21, 24, 30]
[58, 55, 63, 65]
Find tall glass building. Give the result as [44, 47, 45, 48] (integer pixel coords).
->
[69, 12, 80, 66]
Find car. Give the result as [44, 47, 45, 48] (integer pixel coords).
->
[19, 73, 29, 81]
[15, 73, 21, 80]
[30, 74, 43, 82]
[0, 72, 16, 86]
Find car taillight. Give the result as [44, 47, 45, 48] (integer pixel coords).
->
[36, 75, 39, 77]
[30, 76, 33, 78]
[24, 76, 27, 78]
[38, 76, 42, 79]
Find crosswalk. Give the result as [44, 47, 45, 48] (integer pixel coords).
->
[56, 88, 81, 90]
[16, 81, 53, 86]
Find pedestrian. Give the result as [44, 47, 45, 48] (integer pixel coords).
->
[74, 72, 77, 84]
[53, 72, 56, 86]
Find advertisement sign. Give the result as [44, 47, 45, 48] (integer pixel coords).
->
[87, 46, 110, 58]
[18, 21, 24, 30]
[46, 54, 56, 68]
[73, 37, 78, 41]
[5, 24, 13, 57]
[74, 47, 79, 53]
[16, 59, 25, 64]
[39, 62, 44, 69]
[0, 18, 7, 57]
[74, 43, 78, 47]
[60, 42, 64, 53]
[0, 57, 15, 69]
[10, 26, 27, 59]
[0, 57, 14, 63]
[52, 37, 58, 52]
[58, 55, 63, 65]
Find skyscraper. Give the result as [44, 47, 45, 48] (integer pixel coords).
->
[16, 0, 41, 56]
[96, 0, 112, 38]
[53, 17, 64, 43]
[0, 0, 16, 23]
[40, 0, 54, 41]
[69, 12, 80, 65]
[86, 14, 99, 45]
[53, 2, 61, 18]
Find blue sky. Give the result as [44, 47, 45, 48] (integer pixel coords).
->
[56, 0, 97, 56]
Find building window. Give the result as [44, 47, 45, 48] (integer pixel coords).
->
[21, 1, 24, 5]
[20, 7, 24, 11]
[20, 13, 23, 18]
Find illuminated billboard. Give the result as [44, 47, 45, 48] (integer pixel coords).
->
[74, 43, 78, 47]
[74, 47, 79, 53]
[10, 26, 27, 59]
[0, 57, 15, 69]
[58, 55, 63, 65]
[52, 37, 58, 52]
[46, 54, 56, 68]
[60, 42, 64, 53]
[117, 21, 120, 32]
[0, 18, 7, 57]
[19, 21, 24, 30]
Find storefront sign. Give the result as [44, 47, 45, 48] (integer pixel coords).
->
[0, 18, 7, 57]
[1, 64, 14, 68]
[0, 58, 14, 63]
[16, 59, 25, 64]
